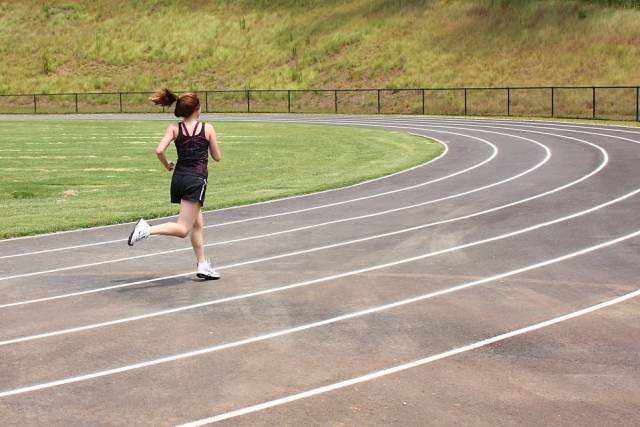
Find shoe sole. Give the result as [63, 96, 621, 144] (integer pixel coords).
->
[127, 219, 142, 246]
[197, 273, 221, 280]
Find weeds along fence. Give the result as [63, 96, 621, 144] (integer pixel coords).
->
[0, 86, 639, 121]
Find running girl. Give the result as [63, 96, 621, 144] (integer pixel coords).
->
[127, 88, 222, 280]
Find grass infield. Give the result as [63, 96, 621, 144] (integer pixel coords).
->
[0, 120, 442, 238]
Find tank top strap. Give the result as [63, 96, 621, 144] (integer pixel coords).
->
[186, 121, 200, 137]
[199, 121, 205, 136]
[177, 122, 185, 137]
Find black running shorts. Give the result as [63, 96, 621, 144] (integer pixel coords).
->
[170, 173, 208, 205]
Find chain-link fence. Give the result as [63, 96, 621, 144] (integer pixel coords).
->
[1, 86, 638, 121]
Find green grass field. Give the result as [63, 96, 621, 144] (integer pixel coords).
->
[0, 120, 442, 238]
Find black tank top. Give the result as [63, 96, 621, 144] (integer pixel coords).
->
[174, 121, 209, 178]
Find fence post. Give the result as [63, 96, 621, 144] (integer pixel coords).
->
[334, 90, 338, 114]
[507, 88, 510, 116]
[287, 90, 291, 113]
[464, 88, 467, 115]
[205, 91, 209, 113]
[119, 92, 123, 113]
[592, 86, 596, 119]
[246, 90, 250, 113]
[33, 94, 37, 114]
[636, 87, 639, 122]
[551, 87, 555, 118]
[421, 89, 425, 115]
[75, 93, 79, 113]
[377, 89, 381, 114]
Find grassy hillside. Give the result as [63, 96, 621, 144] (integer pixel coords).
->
[0, 0, 639, 94]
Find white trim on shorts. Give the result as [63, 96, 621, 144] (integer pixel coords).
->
[199, 178, 207, 202]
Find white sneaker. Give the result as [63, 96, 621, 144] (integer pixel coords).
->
[197, 259, 221, 280]
[127, 219, 150, 246]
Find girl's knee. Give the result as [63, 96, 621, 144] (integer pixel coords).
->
[177, 224, 191, 238]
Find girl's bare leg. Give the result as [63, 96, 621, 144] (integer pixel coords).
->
[149, 200, 200, 238]
[190, 211, 205, 264]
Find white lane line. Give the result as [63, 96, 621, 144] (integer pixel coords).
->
[0, 238, 132, 260]
[305, 116, 640, 144]
[266, 114, 640, 135]
[431, 118, 640, 145]
[367, 116, 640, 147]
[250, 115, 640, 141]
[1, 154, 624, 347]
[412, 116, 640, 136]
[0, 126, 497, 274]
[0, 126, 606, 308]
[0, 123, 452, 245]
[1, 224, 637, 399]
[177, 233, 640, 425]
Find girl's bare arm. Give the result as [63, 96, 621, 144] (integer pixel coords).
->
[155, 124, 177, 171]
[205, 123, 221, 162]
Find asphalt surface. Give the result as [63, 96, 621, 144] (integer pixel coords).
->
[0, 115, 639, 426]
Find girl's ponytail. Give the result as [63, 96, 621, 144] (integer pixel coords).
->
[150, 88, 178, 107]
[150, 88, 200, 117]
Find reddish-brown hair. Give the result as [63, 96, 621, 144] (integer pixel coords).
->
[150, 88, 200, 117]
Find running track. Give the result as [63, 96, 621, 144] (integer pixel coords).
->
[0, 115, 639, 426]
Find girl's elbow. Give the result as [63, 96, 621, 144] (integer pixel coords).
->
[155, 148, 165, 156]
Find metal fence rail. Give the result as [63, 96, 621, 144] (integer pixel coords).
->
[0, 86, 638, 121]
